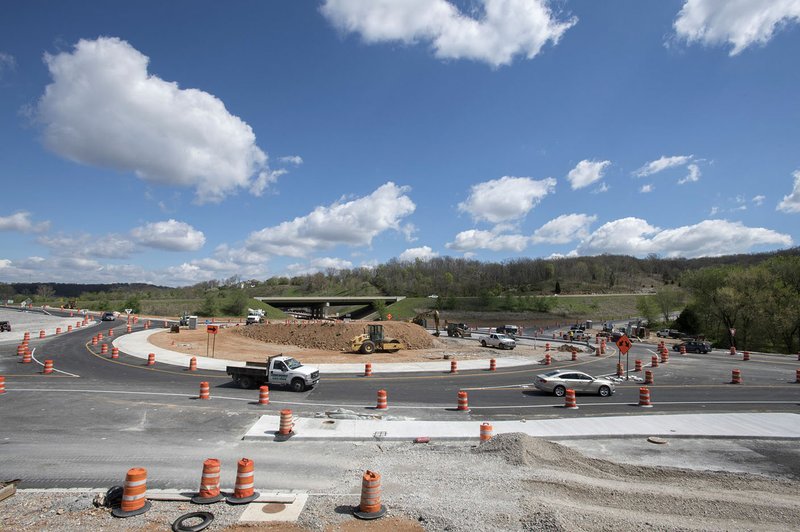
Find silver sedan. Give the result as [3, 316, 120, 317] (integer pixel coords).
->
[533, 370, 616, 397]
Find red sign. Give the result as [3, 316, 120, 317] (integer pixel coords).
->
[616, 334, 632, 354]
[386, 313, 393, 320]
[207, 325, 219, 335]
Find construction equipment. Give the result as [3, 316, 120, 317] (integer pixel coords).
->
[446, 323, 471, 337]
[350, 324, 404, 354]
[411, 309, 440, 336]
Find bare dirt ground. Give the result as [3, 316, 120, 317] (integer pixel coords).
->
[147, 322, 572, 364]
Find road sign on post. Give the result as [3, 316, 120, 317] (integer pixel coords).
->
[386, 313, 393, 321]
[206, 325, 219, 358]
[616, 334, 632, 354]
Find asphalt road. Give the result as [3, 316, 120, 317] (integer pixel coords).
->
[1, 311, 799, 488]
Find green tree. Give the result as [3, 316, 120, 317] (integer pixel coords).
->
[225, 289, 250, 316]
[198, 293, 218, 317]
[120, 296, 141, 314]
[636, 296, 658, 325]
[653, 289, 683, 323]
[372, 299, 387, 320]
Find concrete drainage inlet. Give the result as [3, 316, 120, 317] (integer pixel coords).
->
[262, 503, 287, 514]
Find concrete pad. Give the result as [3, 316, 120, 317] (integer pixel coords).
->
[238, 494, 308, 523]
[242, 412, 800, 441]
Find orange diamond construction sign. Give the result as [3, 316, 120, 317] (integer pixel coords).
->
[616, 334, 632, 354]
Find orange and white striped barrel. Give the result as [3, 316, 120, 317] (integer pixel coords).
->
[644, 370, 653, 384]
[22, 350, 32, 364]
[457, 391, 469, 411]
[731, 369, 742, 384]
[376, 390, 388, 410]
[126, 324, 132, 333]
[98, 332, 103, 340]
[91, 336, 98, 346]
[358, 470, 384, 516]
[635, 359, 642, 371]
[101, 344, 108, 354]
[639, 387, 652, 407]
[616, 363, 624, 377]
[571, 350, 577, 361]
[595, 347, 601, 357]
[39, 330, 45, 339]
[118, 467, 149, 515]
[193, 458, 222, 503]
[108, 328, 114, 337]
[545, 354, 552, 365]
[43, 360, 54, 374]
[489, 358, 496, 371]
[600, 340, 606, 354]
[23, 331, 30, 341]
[730, 346, 736, 356]
[743, 351, 750, 361]
[16, 344, 24, 356]
[258, 385, 270, 405]
[199, 381, 210, 399]
[55, 327, 61, 335]
[0, 376, 5, 394]
[76, 321, 81, 328]
[189, 357, 197, 371]
[279, 409, 293, 435]
[111, 347, 119, 359]
[364, 362, 372, 377]
[680, 345, 686, 355]
[545, 343, 550, 352]
[67, 325, 72, 332]
[660, 350, 669, 364]
[564, 389, 578, 409]
[479, 422, 493, 441]
[651, 355, 659, 368]
[450, 360, 457, 373]
[147, 353, 155, 366]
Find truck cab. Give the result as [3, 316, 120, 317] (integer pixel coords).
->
[227, 355, 320, 392]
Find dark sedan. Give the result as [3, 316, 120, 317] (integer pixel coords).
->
[673, 340, 711, 353]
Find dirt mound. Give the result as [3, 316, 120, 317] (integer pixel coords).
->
[233, 321, 436, 351]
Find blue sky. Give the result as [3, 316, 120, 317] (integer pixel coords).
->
[1, 0, 799, 286]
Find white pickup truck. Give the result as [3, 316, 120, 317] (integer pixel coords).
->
[227, 355, 320, 392]
[481, 333, 516, 350]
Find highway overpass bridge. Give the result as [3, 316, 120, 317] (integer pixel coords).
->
[253, 296, 406, 319]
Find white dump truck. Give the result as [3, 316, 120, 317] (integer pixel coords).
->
[227, 355, 320, 392]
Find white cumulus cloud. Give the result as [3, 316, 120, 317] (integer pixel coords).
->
[640, 184, 653, 193]
[530, 213, 597, 244]
[37, 233, 135, 259]
[36, 37, 278, 203]
[286, 257, 354, 276]
[673, 0, 800, 56]
[777, 170, 800, 213]
[131, 219, 206, 251]
[398, 246, 439, 262]
[633, 155, 693, 177]
[577, 217, 792, 258]
[678, 163, 701, 184]
[446, 229, 529, 253]
[321, 0, 576, 67]
[752, 195, 766, 206]
[0, 211, 50, 233]
[246, 182, 416, 258]
[459, 176, 556, 224]
[566, 160, 611, 190]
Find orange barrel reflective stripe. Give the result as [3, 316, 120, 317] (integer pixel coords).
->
[639, 387, 652, 407]
[364, 362, 372, 376]
[43, 360, 54, 374]
[189, 357, 197, 371]
[192, 458, 223, 504]
[258, 385, 270, 405]
[147, 353, 155, 365]
[644, 370, 654, 384]
[450, 360, 457, 373]
[651, 355, 658, 368]
[376, 390, 388, 410]
[226, 458, 259, 504]
[635, 359, 642, 371]
[479, 422, 493, 441]
[112, 467, 151, 517]
[489, 358, 496, 371]
[457, 391, 469, 411]
[199, 381, 210, 399]
[354, 470, 386, 519]
[731, 369, 742, 384]
[279, 409, 294, 435]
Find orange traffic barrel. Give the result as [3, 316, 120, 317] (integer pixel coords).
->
[489, 358, 496, 371]
[91, 336, 98, 346]
[199, 382, 210, 399]
[101, 344, 108, 354]
[639, 387, 653, 407]
[731, 369, 742, 384]
[680, 345, 686, 355]
[227, 458, 259, 504]
[22, 350, 32, 364]
[279, 409, 293, 435]
[450, 360, 457, 373]
[108, 328, 114, 337]
[39, 330, 45, 339]
[651, 355, 659, 368]
[189, 357, 197, 371]
[147, 353, 155, 366]
[660, 350, 669, 364]
[126, 324, 132, 333]
[98, 332, 103, 340]
[16, 344, 24, 356]
[545, 354, 552, 365]
[23, 332, 30, 341]
[730, 346, 736, 356]
[479, 422, 493, 442]
[354, 470, 386, 520]
[364, 362, 372, 377]
[0, 376, 5, 394]
[564, 389, 578, 409]
[616, 363, 624, 377]
[635, 359, 642, 371]
[111, 347, 119, 359]
[376, 390, 388, 410]
[191, 458, 223, 504]
[545, 342, 550, 352]
[112, 467, 151, 517]
[600, 340, 606, 354]
[743, 351, 750, 361]
[595, 347, 601, 357]
[55, 327, 61, 335]
[43, 360, 54, 374]
[457, 391, 469, 411]
[258, 385, 270, 405]
[67, 325, 72, 332]
[571, 350, 577, 361]
[644, 370, 653, 384]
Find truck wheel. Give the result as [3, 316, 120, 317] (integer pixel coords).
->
[239, 376, 254, 389]
[481, 340, 487, 347]
[360, 341, 376, 354]
[290, 378, 306, 393]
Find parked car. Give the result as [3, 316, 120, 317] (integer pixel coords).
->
[656, 329, 671, 338]
[495, 325, 519, 337]
[481, 333, 516, 350]
[533, 370, 615, 397]
[101, 312, 116, 321]
[673, 340, 712, 354]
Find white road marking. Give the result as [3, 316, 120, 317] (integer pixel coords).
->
[29, 347, 80, 378]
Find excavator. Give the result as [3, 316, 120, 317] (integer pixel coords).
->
[411, 309, 440, 336]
